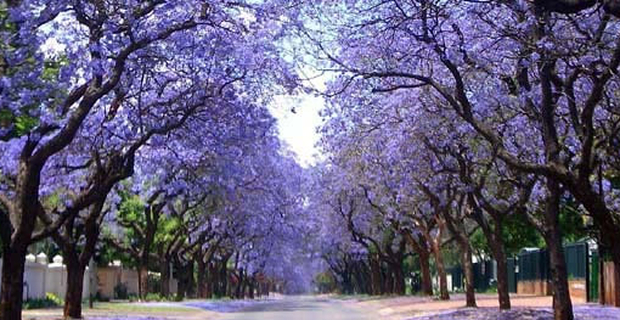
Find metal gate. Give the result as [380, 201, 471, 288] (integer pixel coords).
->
[589, 249, 599, 302]
[507, 257, 517, 293]
[565, 242, 588, 279]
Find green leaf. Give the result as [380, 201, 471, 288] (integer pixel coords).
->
[14, 115, 38, 135]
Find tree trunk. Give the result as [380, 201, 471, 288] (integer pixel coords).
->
[547, 233, 574, 320]
[614, 258, 620, 306]
[64, 260, 86, 319]
[433, 242, 450, 300]
[391, 262, 406, 295]
[174, 260, 193, 299]
[242, 278, 249, 299]
[545, 180, 574, 320]
[175, 261, 186, 300]
[383, 263, 393, 294]
[196, 258, 207, 298]
[250, 280, 256, 299]
[160, 260, 170, 298]
[468, 195, 511, 309]
[0, 246, 27, 320]
[220, 262, 229, 297]
[492, 241, 511, 310]
[88, 259, 96, 309]
[207, 263, 216, 298]
[137, 267, 143, 300]
[187, 261, 195, 298]
[461, 245, 477, 308]
[443, 206, 476, 307]
[370, 254, 382, 295]
[419, 250, 433, 296]
[235, 271, 244, 299]
[404, 231, 433, 296]
[138, 265, 148, 300]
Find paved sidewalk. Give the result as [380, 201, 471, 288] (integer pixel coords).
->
[357, 293, 581, 319]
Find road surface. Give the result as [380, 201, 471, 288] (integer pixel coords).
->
[215, 296, 377, 320]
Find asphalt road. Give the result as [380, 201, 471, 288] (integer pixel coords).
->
[216, 296, 377, 320]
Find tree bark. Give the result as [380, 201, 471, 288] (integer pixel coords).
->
[419, 250, 433, 296]
[469, 196, 511, 310]
[441, 204, 476, 307]
[491, 240, 511, 310]
[196, 258, 207, 298]
[64, 259, 86, 319]
[461, 245, 477, 307]
[219, 260, 228, 297]
[403, 231, 433, 296]
[391, 262, 406, 295]
[614, 260, 620, 307]
[545, 180, 574, 320]
[432, 241, 450, 300]
[207, 263, 217, 298]
[160, 260, 170, 298]
[547, 233, 574, 320]
[369, 254, 382, 295]
[382, 263, 393, 294]
[241, 278, 248, 299]
[248, 279, 255, 299]
[138, 265, 148, 300]
[235, 270, 244, 299]
[186, 261, 195, 298]
[0, 246, 28, 320]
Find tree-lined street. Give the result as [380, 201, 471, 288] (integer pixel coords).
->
[3, 1, 620, 320]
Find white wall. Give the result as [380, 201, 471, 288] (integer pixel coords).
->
[45, 265, 90, 299]
[432, 274, 454, 293]
[0, 255, 90, 300]
[0, 255, 176, 301]
[24, 261, 46, 300]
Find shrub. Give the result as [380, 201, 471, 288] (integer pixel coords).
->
[114, 282, 129, 300]
[95, 291, 110, 302]
[145, 293, 164, 302]
[23, 292, 63, 309]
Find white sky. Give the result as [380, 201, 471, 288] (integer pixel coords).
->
[270, 94, 325, 167]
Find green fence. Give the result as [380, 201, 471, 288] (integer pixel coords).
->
[473, 260, 495, 292]
[517, 243, 589, 281]
[449, 261, 494, 292]
[565, 242, 588, 279]
[518, 249, 549, 281]
[450, 266, 463, 291]
[447, 241, 598, 298]
[514, 241, 600, 301]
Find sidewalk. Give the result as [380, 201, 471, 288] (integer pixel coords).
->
[356, 293, 582, 319]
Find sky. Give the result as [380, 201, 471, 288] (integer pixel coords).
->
[269, 94, 325, 167]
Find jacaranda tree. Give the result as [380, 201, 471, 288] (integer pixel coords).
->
[0, 1, 299, 319]
[301, 1, 620, 319]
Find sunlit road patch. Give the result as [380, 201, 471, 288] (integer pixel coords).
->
[208, 296, 377, 320]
